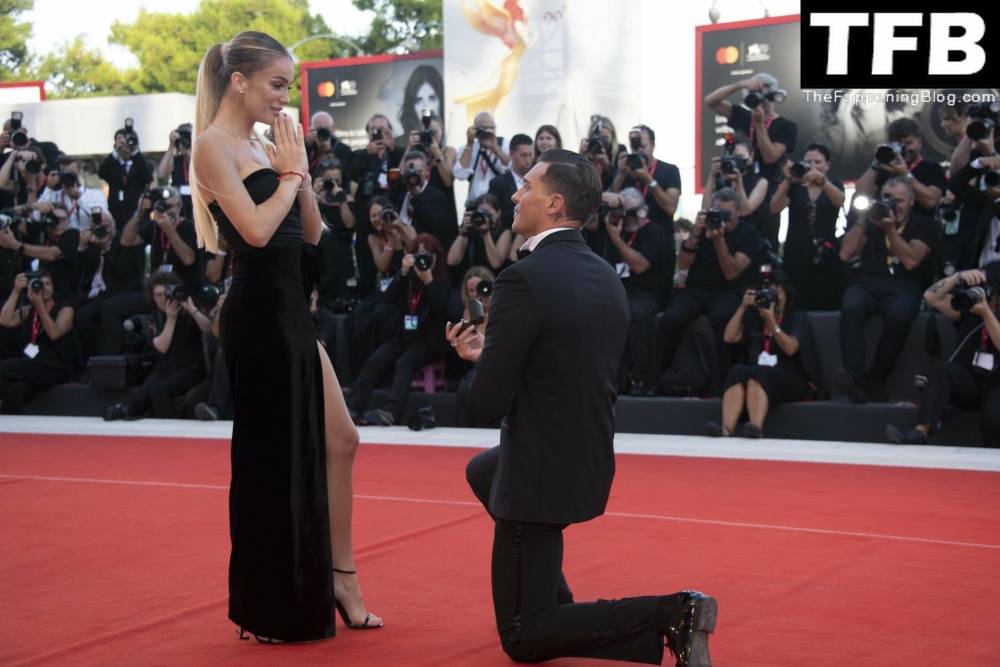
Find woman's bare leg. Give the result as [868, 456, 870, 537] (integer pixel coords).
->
[721, 383, 745, 435]
[317, 341, 382, 627]
[746, 379, 769, 429]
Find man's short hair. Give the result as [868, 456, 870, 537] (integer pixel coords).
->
[366, 114, 393, 133]
[711, 187, 741, 208]
[635, 124, 656, 145]
[536, 149, 602, 222]
[509, 133, 533, 152]
[471, 192, 501, 210]
[887, 118, 921, 142]
[882, 176, 915, 200]
[402, 150, 427, 165]
[618, 187, 646, 211]
[145, 271, 183, 304]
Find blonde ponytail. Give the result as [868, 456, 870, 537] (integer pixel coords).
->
[191, 42, 227, 253]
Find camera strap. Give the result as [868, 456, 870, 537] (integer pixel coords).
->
[884, 219, 908, 274]
[907, 157, 923, 173]
[30, 309, 42, 344]
[748, 115, 776, 168]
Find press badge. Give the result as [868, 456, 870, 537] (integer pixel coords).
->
[973, 352, 995, 372]
[379, 278, 392, 293]
[179, 185, 192, 196]
[159, 263, 174, 274]
[404, 315, 419, 331]
[118, 191, 125, 202]
[757, 351, 778, 367]
[24, 343, 39, 359]
[615, 262, 630, 279]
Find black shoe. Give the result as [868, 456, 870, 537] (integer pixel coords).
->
[664, 590, 717, 667]
[195, 402, 219, 421]
[361, 408, 394, 426]
[739, 423, 762, 439]
[704, 422, 730, 438]
[332, 567, 383, 630]
[629, 378, 646, 397]
[886, 424, 927, 445]
[833, 369, 869, 404]
[102, 403, 128, 422]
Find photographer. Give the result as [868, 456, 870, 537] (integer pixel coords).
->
[770, 143, 847, 310]
[886, 264, 1000, 445]
[388, 150, 456, 248]
[448, 193, 512, 275]
[948, 103, 997, 175]
[34, 159, 110, 232]
[854, 117, 945, 218]
[0, 146, 46, 207]
[156, 123, 194, 216]
[534, 125, 562, 158]
[454, 111, 510, 202]
[306, 111, 353, 179]
[348, 114, 404, 214]
[0, 271, 80, 414]
[702, 141, 769, 219]
[611, 125, 682, 233]
[579, 115, 627, 191]
[705, 269, 820, 438]
[346, 234, 451, 426]
[587, 188, 671, 395]
[121, 187, 200, 291]
[488, 134, 533, 232]
[661, 188, 761, 385]
[454, 266, 496, 428]
[705, 73, 797, 248]
[103, 271, 210, 420]
[312, 164, 357, 301]
[99, 123, 154, 226]
[835, 177, 935, 403]
[946, 151, 1000, 270]
[0, 205, 84, 302]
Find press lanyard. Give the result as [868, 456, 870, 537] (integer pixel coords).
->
[30, 309, 43, 344]
[408, 286, 424, 314]
[762, 316, 783, 355]
[160, 227, 173, 257]
[625, 219, 649, 247]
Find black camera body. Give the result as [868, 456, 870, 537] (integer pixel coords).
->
[625, 153, 645, 171]
[743, 89, 786, 109]
[418, 109, 434, 147]
[966, 101, 1000, 141]
[316, 126, 333, 143]
[938, 204, 960, 225]
[407, 405, 437, 431]
[475, 126, 494, 140]
[875, 142, 903, 165]
[789, 161, 810, 179]
[470, 209, 491, 228]
[59, 172, 79, 188]
[587, 134, 609, 155]
[720, 156, 747, 175]
[950, 283, 993, 312]
[476, 280, 493, 298]
[704, 208, 731, 231]
[174, 128, 192, 151]
[40, 212, 61, 231]
[322, 179, 347, 204]
[0, 209, 27, 232]
[371, 127, 385, 142]
[867, 197, 898, 221]
[402, 165, 423, 188]
[164, 284, 188, 302]
[755, 261, 778, 308]
[153, 199, 172, 213]
[414, 252, 433, 272]
[10, 112, 29, 148]
[983, 171, 1000, 188]
[380, 208, 397, 225]
[196, 284, 222, 309]
[25, 270, 44, 292]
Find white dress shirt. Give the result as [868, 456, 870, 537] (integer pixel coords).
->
[520, 226, 576, 254]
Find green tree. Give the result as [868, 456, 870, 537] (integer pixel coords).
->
[352, 0, 443, 54]
[0, 0, 33, 79]
[33, 37, 139, 98]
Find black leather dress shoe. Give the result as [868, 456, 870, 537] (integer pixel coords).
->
[664, 590, 717, 667]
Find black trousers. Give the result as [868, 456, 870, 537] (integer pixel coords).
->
[347, 336, 437, 421]
[839, 278, 921, 383]
[456, 370, 501, 428]
[0, 358, 73, 414]
[98, 291, 149, 354]
[917, 361, 1000, 446]
[126, 364, 204, 419]
[658, 287, 741, 383]
[181, 348, 231, 419]
[624, 289, 659, 388]
[466, 447, 683, 665]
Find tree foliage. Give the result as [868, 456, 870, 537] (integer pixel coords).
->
[0, 0, 34, 79]
[352, 0, 443, 54]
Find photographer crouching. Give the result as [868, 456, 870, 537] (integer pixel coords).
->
[448, 193, 512, 275]
[0, 271, 80, 414]
[706, 268, 820, 438]
[886, 263, 1000, 445]
[103, 271, 211, 421]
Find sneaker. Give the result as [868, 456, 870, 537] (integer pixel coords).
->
[886, 424, 927, 445]
[833, 369, 869, 404]
[361, 409, 395, 426]
[195, 402, 219, 421]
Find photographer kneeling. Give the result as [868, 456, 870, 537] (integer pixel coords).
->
[886, 263, 1000, 445]
[706, 269, 820, 438]
[0, 271, 80, 414]
[103, 272, 210, 420]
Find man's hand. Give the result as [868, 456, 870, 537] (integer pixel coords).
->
[27, 285, 44, 306]
[741, 289, 756, 308]
[888, 154, 909, 177]
[0, 228, 20, 250]
[13, 273, 28, 293]
[445, 320, 484, 363]
[742, 77, 765, 92]
[759, 304, 778, 327]
[751, 105, 766, 127]
[605, 216, 623, 240]
[957, 269, 987, 286]
[164, 299, 181, 320]
[153, 210, 175, 230]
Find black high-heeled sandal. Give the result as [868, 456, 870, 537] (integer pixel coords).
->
[332, 567, 382, 630]
[238, 627, 286, 643]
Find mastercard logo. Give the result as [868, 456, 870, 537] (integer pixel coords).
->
[715, 46, 739, 65]
[317, 81, 336, 98]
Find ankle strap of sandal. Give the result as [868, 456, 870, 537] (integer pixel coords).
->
[332, 567, 357, 575]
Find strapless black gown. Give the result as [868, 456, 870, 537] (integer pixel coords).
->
[210, 168, 334, 641]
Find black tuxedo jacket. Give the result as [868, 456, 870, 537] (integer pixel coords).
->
[98, 152, 153, 226]
[471, 229, 629, 525]
[487, 171, 519, 229]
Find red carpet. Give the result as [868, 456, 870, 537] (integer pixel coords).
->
[2, 432, 999, 666]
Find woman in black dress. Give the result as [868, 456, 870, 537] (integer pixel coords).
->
[190, 31, 381, 642]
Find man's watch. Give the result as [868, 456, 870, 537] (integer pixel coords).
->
[648, 179, 660, 190]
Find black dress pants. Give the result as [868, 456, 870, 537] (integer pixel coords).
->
[126, 365, 204, 418]
[466, 447, 683, 665]
[917, 361, 1000, 446]
[624, 289, 659, 388]
[658, 287, 741, 382]
[0, 358, 73, 414]
[840, 277, 921, 383]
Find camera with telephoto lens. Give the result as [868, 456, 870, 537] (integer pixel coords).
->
[476, 280, 493, 298]
[965, 101, 1000, 141]
[950, 281, 993, 312]
[720, 156, 748, 175]
[587, 131, 610, 155]
[938, 204, 960, 226]
[625, 152, 645, 171]
[25, 271, 44, 292]
[322, 178, 347, 203]
[789, 161, 810, 179]
[418, 109, 434, 148]
[875, 142, 903, 165]
[414, 252, 432, 272]
[744, 89, 787, 109]
[704, 208, 730, 231]
[867, 196, 898, 221]
[402, 162, 423, 188]
[40, 212, 61, 231]
[122, 117, 138, 149]
[754, 262, 778, 308]
[174, 127, 192, 151]
[371, 127, 385, 142]
[164, 284, 188, 302]
[475, 125, 494, 140]
[316, 126, 333, 143]
[59, 172, 79, 188]
[470, 208, 491, 228]
[10, 112, 29, 148]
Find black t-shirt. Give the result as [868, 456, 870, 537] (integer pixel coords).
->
[316, 204, 357, 304]
[874, 158, 947, 217]
[953, 312, 1000, 377]
[621, 159, 682, 229]
[730, 107, 797, 194]
[451, 224, 508, 278]
[784, 180, 845, 253]
[589, 221, 670, 296]
[42, 228, 81, 301]
[154, 310, 205, 372]
[855, 213, 935, 287]
[739, 307, 811, 375]
[139, 218, 202, 290]
[686, 220, 761, 292]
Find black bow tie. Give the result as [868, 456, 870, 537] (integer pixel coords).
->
[516, 248, 532, 261]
